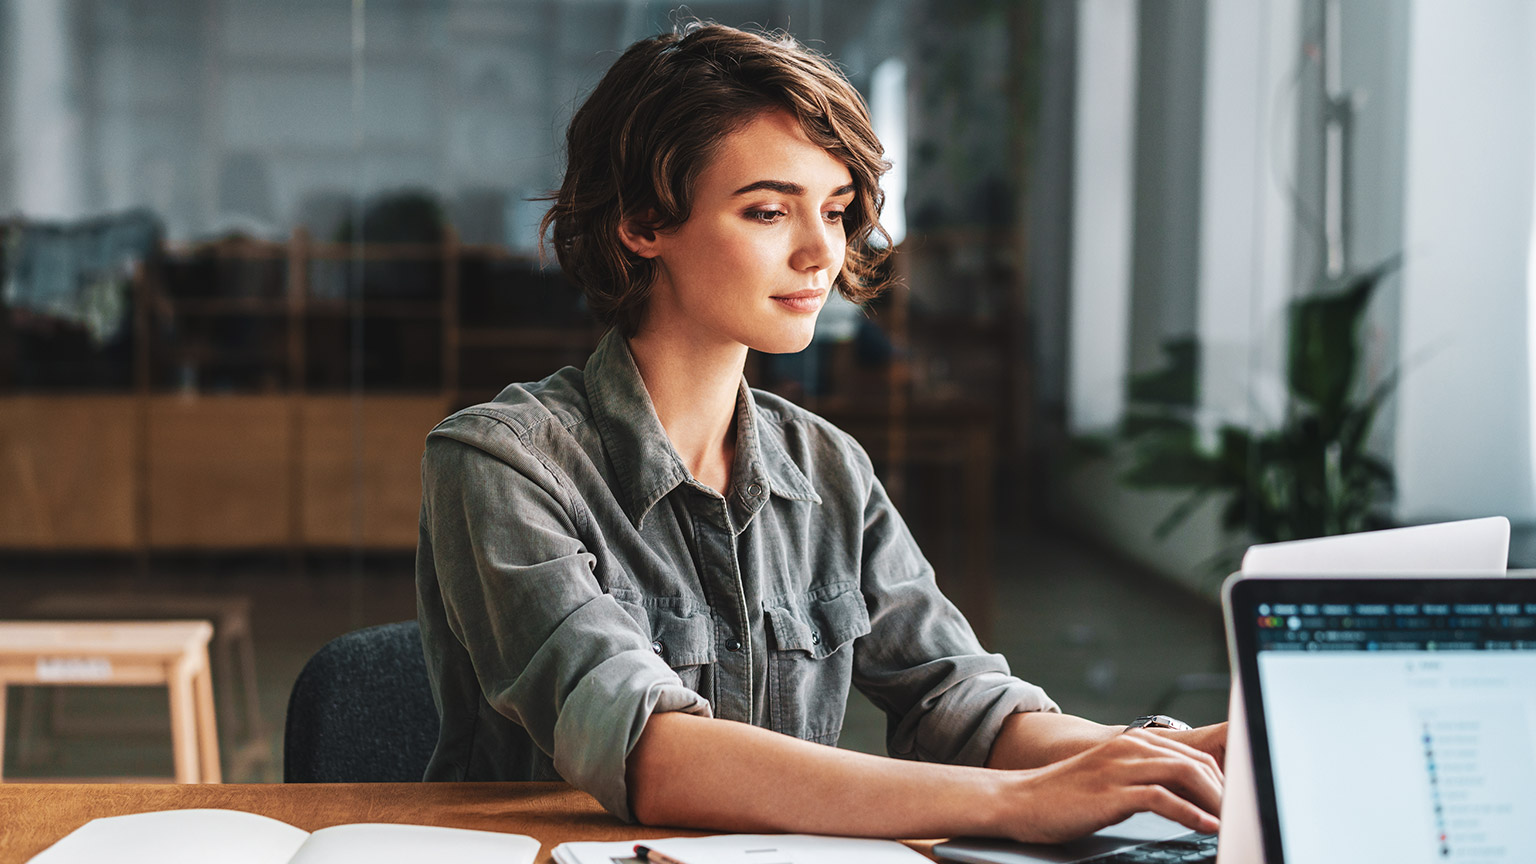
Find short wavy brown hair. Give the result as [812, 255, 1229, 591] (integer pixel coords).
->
[540, 22, 892, 337]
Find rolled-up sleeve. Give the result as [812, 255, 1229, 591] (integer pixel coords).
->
[847, 447, 1058, 767]
[421, 417, 710, 820]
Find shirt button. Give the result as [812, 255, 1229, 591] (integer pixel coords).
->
[811, 632, 821, 645]
[651, 640, 664, 657]
[746, 482, 763, 497]
[725, 637, 743, 652]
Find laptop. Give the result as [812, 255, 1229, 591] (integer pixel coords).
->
[1215, 516, 1509, 863]
[1224, 574, 1536, 862]
[934, 518, 1510, 864]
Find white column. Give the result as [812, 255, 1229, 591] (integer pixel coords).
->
[1067, 0, 1138, 433]
[1396, 0, 1536, 522]
[1195, 0, 1301, 439]
[9, 0, 87, 219]
[870, 56, 908, 248]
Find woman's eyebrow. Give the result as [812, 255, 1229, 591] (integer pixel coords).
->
[732, 180, 856, 197]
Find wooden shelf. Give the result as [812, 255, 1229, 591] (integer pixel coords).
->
[0, 396, 139, 550]
[0, 226, 586, 553]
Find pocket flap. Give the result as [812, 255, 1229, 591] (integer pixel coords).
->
[765, 585, 871, 659]
[648, 606, 716, 667]
[611, 589, 716, 668]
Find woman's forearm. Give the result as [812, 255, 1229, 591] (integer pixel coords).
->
[984, 711, 1122, 770]
[985, 712, 1230, 772]
[626, 710, 1225, 844]
[626, 711, 1006, 838]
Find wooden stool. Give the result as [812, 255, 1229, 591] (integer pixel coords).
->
[0, 621, 220, 783]
[22, 594, 271, 780]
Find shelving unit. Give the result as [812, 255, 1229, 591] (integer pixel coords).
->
[0, 227, 601, 553]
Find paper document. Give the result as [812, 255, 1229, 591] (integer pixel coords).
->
[554, 833, 930, 864]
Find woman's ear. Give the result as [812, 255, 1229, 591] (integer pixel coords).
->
[618, 212, 663, 259]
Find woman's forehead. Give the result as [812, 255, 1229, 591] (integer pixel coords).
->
[700, 111, 852, 193]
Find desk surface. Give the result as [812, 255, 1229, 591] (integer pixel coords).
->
[0, 782, 942, 863]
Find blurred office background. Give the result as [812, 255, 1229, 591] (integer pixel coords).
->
[0, 0, 1527, 780]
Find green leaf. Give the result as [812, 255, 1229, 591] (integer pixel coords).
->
[1122, 446, 1222, 487]
[1287, 256, 1400, 413]
[1120, 410, 1196, 438]
[1127, 338, 1200, 406]
[1069, 434, 1116, 461]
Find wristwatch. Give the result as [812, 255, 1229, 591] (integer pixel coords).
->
[1124, 714, 1192, 732]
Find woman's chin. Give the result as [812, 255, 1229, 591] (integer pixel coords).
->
[751, 331, 817, 356]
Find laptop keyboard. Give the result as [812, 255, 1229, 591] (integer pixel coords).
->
[1083, 831, 1218, 863]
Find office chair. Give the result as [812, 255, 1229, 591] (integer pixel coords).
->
[283, 620, 439, 782]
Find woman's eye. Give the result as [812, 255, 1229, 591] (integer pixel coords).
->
[746, 208, 785, 224]
[824, 209, 847, 224]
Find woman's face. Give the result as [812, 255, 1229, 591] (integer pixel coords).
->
[629, 110, 854, 355]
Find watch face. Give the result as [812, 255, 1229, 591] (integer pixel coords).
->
[1131, 715, 1191, 730]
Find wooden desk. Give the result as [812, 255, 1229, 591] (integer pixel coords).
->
[0, 782, 943, 863]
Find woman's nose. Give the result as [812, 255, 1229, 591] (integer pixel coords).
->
[790, 217, 839, 273]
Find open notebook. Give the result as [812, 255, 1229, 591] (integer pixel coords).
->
[26, 809, 540, 864]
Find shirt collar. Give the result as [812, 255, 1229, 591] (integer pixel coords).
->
[739, 385, 822, 507]
[584, 330, 690, 528]
[584, 330, 821, 530]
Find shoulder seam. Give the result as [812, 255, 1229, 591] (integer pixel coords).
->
[439, 407, 593, 536]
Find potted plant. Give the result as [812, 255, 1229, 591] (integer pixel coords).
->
[1106, 257, 1401, 570]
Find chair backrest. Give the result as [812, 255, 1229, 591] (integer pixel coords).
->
[283, 620, 438, 783]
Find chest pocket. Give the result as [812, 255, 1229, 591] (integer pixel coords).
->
[613, 591, 716, 693]
[763, 583, 872, 744]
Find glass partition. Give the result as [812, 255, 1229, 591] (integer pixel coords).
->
[13, 0, 1520, 782]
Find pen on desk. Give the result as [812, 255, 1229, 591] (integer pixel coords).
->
[633, 843, 695, 864]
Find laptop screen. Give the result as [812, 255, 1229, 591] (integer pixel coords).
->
[1228, 577, 1536, 864]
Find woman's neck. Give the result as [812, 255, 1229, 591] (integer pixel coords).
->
[626, 328, 748, 497]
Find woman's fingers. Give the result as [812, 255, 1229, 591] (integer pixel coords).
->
[1118, 752, 1223, 817]
[1093, 734, 1222, 819]
[1126, 728, 1223, 775]
[1117, 731, 1224, 796]
[1126, 784, 1221, 835]
[1005, 729, 1228, 844]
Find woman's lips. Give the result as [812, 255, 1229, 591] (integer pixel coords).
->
[772, 290, 825, 314]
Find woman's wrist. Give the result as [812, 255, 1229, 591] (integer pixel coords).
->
[969, 766, 1036, 838]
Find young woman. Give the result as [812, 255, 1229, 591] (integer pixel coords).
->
[416, 22, 1227, 843]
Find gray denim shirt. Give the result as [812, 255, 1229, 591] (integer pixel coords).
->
[415, 330, 1057, 820]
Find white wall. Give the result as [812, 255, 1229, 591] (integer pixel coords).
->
[1395, 0, 1536, 523]
[1196, 0, 1300, 439]
[1067, 0, 1137, 433]
[9, 0, 86, 220]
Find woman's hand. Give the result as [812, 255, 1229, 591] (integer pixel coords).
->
[990, 730, 1224, 844]
[1148, 721, 1227, 768]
